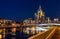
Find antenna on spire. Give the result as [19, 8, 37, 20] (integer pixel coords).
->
[39, 5, 41, 9]
[38, 5, 42, 11]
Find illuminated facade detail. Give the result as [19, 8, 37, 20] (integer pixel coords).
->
[45, 17, 51, 23]
[0, 34, 2, 39]
[54, 18, 59, 23]
[35, 6, 45, 23]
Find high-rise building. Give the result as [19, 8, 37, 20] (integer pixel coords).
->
[34, 6, 45, 23]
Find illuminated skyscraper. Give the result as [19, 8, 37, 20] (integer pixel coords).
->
[34, 6, 45, 23]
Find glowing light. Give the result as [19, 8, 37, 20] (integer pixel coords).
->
[26, 28, 30, 30]
[26, 31, 29, 34]
[0, 29, 2, 33]
[0, 34, 2, 39]
[12, 28, 16, 32]
[31, 27, 35, 30]
[36, 27, 47, 31]
[12, 23, 16, 26]
[54, 18, 59, 22]
[26, 28, 30, 34]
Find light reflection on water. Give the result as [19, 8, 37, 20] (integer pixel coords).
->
[23, 26, 52, 34]
[0, 25, 52, 39]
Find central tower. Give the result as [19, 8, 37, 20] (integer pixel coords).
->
[34, 6, 45, 23]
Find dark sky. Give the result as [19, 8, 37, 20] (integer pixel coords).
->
[0, 0, 60, 21]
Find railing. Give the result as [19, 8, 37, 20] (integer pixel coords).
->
[46, 27, 57, 39]
[28, 27, 56, 39]
[52, 27, 60, 39]
[27, 23, 60, 26]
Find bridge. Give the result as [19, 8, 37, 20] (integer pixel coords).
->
[37, 23, 60, 26]
[28, 26, 60, 39]
[26, 23, 60, 26]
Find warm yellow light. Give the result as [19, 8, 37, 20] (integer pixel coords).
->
[26, 28, 30, 30]
[0, 34, 2, 39]
[0, 20, 3, 23]
[26, 28, 30, 34]
[26, 31, 29, 34]
[32, 27, 35, 30]
[12, 28, 16, 32]
[0, 29, 2, 33]
[12, 23, 16, 26]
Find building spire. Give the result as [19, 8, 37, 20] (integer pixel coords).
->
[38, 5, 41, 11]
[34, 5, 45, 23]
[38, 5, 44, 16]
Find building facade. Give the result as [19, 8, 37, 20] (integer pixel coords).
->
[34, 6, 45, 23]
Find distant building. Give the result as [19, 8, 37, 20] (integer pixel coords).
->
[34, 6, 45, 23]
[45, 17, 51, 23]
[0, 19, 13, 26]
[54, 18, 59, 23]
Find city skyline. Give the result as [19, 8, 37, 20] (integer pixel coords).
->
[0, 0, 60, 21]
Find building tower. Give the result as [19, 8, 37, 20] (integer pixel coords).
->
[35, 6, 45, 23]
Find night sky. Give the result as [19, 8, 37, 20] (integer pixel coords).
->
[0, 0, 60, 21]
